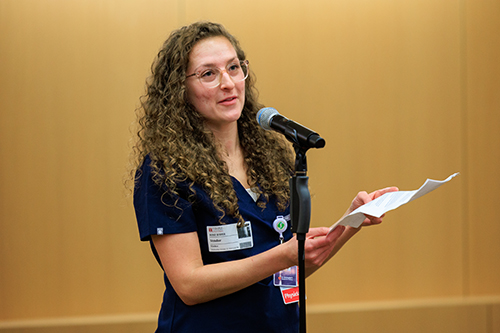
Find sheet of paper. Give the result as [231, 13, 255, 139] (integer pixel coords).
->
[329, 173, 459, 231]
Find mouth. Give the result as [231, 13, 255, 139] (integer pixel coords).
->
[219, 96, 238, 104]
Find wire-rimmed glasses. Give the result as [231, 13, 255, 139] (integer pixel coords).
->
[186, 60, 249, 88]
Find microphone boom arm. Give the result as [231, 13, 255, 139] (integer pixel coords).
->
[271, 116, 325, 149]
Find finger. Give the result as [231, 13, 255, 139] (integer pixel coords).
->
[304, 227, 345, 265]
[369, 186, 399, 200]
[317, 225, 346, 247]
[352, 191, 370, 207]
[306, 225, 345, 249]
[306, 227, 331, 239]
[326, 225, 345, 240]
[368, 216, 383, 224]
[361, 214, 383, 226]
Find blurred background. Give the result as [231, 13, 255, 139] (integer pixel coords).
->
[0, 1, 499, 332]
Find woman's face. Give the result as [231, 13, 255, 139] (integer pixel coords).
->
[185, 36, 246, 131]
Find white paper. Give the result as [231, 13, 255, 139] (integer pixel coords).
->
[329, 173, 459, 231]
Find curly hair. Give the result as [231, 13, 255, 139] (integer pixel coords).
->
[130, 21, 294, 224]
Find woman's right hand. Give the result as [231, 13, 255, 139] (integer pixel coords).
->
[282, 225, 347, 276]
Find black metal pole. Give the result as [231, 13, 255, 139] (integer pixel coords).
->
[297, 234, 306, 333]
[290, 148, 311, 333]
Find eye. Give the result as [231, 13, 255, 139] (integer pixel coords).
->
[227, 63, 241, 74]
[199, 68, 219, 82]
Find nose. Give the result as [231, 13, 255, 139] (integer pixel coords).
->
[219, 70, 235, 89]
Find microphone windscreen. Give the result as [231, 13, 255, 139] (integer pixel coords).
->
[256, 107, 280, 130]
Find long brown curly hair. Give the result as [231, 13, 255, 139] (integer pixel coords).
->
[130, 21, 294, 224]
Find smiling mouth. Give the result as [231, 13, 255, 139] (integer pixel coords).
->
[220, 96, 237, 103]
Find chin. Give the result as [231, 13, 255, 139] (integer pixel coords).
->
[222, 104, 243, 119]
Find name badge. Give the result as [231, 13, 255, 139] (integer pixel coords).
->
[274, 266, 298, 287]
[207, 221, 253, 252]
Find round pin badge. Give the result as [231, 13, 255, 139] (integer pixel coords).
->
[273, 215, 288, 234]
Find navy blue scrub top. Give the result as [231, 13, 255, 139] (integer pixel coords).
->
[134, 156, 299, 332]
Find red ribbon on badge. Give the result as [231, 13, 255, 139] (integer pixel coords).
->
[281, 286, 300, 304]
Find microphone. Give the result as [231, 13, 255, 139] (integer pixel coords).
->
[256, 107, 326, 149]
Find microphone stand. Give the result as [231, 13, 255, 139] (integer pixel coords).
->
[262, 112, 325, 333]
[290, 145, 312, 333]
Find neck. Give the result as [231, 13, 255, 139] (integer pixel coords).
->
[206, 121, 249, 188]
[206, 121, 240, 157]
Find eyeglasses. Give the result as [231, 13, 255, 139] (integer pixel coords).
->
[186, 60, 249, 88]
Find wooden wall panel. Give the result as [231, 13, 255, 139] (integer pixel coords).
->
[1, 297, 498, 333]
[307, 299, 490, 333]
[0, 0, 175, 320]
[465, 0, 500, 296]
[494, 303, 500, 333]
[0, 313, 157, 333]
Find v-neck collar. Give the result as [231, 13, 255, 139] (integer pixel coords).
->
[231, 176, 261, 204]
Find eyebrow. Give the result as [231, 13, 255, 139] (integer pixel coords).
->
[194, 57, 239, 70]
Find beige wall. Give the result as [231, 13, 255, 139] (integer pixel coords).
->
[0, 0, 499, 332]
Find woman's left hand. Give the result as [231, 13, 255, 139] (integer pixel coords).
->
[298, 186, 399, 277]
[347, 186, 399, 227]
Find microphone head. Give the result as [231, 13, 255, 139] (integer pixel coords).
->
[256, 107, 280, 130]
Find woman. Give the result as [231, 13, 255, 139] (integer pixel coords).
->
[131, 21, 397, 332]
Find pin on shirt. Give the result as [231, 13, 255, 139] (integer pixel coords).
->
[273, 215, 288, 244]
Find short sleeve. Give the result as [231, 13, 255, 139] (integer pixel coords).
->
[133, 157, 198, 241]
